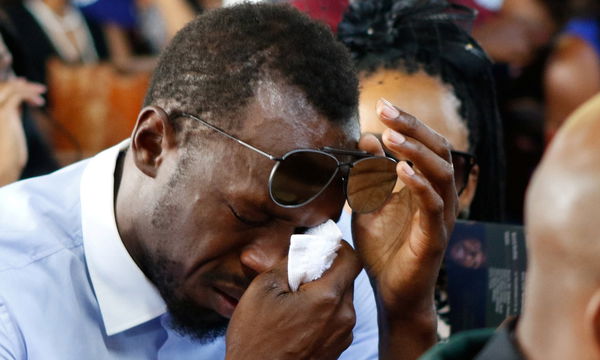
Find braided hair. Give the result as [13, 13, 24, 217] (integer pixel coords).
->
[338, 0, 505, 222]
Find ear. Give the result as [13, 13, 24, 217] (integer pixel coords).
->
[130, 106, 177, 178]
[584, 289, 600, 357]
[458, 163, 479, 216]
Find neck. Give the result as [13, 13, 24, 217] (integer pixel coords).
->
[42, 0, 68, 17]
[516, 268, 587, 360]
[114, 151, 146, 274]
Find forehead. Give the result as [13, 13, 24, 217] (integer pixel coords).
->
[240, 76, 360, 153]
[358, 68, 469, 152]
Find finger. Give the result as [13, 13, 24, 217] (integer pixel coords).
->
[357, 133, 385, 157]
[318, 289, 356, 359]
[382, 129, 456, 200]
[320, 332, 354, 360]
[252, 255, 291, 295]
[4, 90, 44, 110]
[301, 240, 361, 296]
[22, 94, 45, 107]
[376, 98, 452, 162]
[396, 160, 450, 255]
[0, 80, 46, 107]
[18, 81, 47, 97]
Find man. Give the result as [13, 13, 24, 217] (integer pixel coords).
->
[421, 93, 600, 359]
[0, 4, 457, 359]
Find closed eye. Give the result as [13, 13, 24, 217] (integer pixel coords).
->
[227, 204, 272, 227]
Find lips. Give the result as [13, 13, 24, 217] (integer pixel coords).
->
[212, 284, 244, 318]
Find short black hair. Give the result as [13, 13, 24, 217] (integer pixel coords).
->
[338, 0, 505, 222]
[144, 3, 358, 131]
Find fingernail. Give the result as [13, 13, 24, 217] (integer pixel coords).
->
[386, 129, 405, 145]
[400, 161, 414, 176]
[378, 98, 399, 120]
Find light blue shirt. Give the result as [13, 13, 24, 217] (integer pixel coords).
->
[0, 141, 378, 359]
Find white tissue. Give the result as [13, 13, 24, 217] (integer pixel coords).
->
[287, 220, 343, 292]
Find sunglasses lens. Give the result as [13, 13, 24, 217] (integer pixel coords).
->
[451, 152, 470, 195]
[270, 151, 339, 207]
[347, 157, 397, 213]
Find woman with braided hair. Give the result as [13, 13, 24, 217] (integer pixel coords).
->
[339, 0, 505, 223]
[338, 0, 506, 339]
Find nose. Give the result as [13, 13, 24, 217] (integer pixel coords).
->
[239, 232, 290, 276]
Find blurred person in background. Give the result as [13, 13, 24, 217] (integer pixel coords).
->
[75, 0, 157, 71]
[338, 0, 505, 339]
[469, 0, 563, 69]
[0, 34, 46, 186]
[459, 0, 570, 223]
[338, 0, 505, 223]
[544, 0, 600, 141]
[73, 0, 223, 69]
[420, 92, 600, 360]
[1, 0, 108, 88]
[0, 8, 58, 180]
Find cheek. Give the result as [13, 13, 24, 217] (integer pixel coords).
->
[457, 171, 478, 215]
[166, 204, 244, 261]
[148, 183, 238, 267]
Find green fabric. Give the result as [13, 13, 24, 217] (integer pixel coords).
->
[419, 328, 496, 360]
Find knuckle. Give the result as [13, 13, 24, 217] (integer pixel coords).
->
[257, 270, 282, 293]
[439, 145, 452, 162]
[403, 113, 419, 132]
[314, 290, 341, 309]
[341, 332, 354, 352]
[428, 194, 445, 215]
[339, 308, 357, 331]
[439, 135, 451, 149]
[441, 163, 454, 183]
[454, 195, 460, 214]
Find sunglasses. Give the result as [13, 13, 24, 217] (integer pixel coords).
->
[384, 151, 475, 196]
[174, 113, 399, 213]
[450, 150, 477, 196]
[374, 134, 476, 196]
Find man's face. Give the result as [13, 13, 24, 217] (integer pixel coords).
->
[139, 79, 358, 341]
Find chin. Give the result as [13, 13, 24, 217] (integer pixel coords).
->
[140, 252, 230, 342]
[165, 294, 230, 343]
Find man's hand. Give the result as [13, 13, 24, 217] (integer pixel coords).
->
[225, 241, 362, 360]
[353, 99, 459, 360]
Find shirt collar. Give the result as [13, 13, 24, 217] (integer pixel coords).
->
[475, 317, 525, 360]
[81, 140, 166, 336]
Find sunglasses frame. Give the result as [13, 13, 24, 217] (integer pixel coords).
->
[372, 133, 477, 196]
[450, 150, 477, 196]
[174, 112, 398, 211]
[267, 148, 398, 210]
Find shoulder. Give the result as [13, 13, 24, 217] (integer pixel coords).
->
[0, 160, 89, 271]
